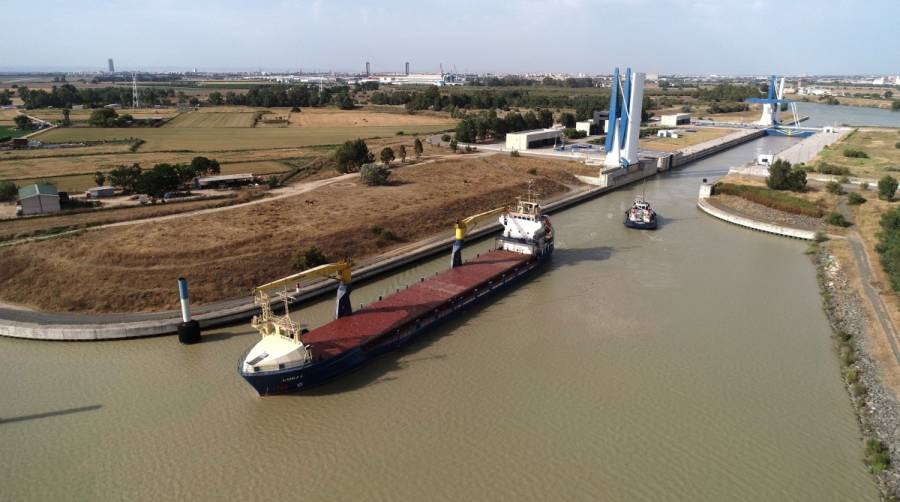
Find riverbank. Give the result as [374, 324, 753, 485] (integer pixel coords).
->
[814, 244, 900, 498]
[697, 195, 819, 240]
[0, 126, 776, 340]
[0, 180, 618, 340]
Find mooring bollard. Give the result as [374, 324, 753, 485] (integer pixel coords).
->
[177, 277, 201, 344]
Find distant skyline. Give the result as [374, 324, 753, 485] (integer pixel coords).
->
[4, 0, 898, 75]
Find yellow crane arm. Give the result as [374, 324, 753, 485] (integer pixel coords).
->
[454, 207, 507, 240]
[254, 261, 352, 293]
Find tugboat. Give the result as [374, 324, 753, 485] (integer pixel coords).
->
[624, 195, 658, 230]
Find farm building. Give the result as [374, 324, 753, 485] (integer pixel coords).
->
[505, 129, 561, 151]
[195, 173, 256, 189]
[86, 186, 116, 198]
[576, 119, 602, 136]
[660, 113, 691, 127]
[657, 129, 679, 138]
[17, 184, 61, 216]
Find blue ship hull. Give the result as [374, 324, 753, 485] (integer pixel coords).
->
[239, 248, 551, 395]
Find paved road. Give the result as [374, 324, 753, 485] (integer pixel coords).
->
[775, 129, 848, 165]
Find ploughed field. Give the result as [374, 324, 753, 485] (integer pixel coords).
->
[36, 124, 449, 151]
[639, 127, 734, 152]
[0, 155, 589, 313]
[1, 106, 456, 192]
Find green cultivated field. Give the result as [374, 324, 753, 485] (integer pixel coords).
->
[36, 125, 450, 151]
[0, 125, 30, 139]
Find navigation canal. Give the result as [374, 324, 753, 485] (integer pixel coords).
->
[0, 135, 880, 500]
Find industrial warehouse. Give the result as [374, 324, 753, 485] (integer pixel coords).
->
[504, 128, 562, 151]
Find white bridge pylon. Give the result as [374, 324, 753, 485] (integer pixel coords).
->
[604, 67, 645, 169]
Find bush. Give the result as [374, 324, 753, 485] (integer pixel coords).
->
[846, 367, 859, 383]
[861, 182, 870, 191]
[333, 138, 373, 173]
[816, 163, 851, 175]
[395, 130, 404, 136]
[379, 147, 395, 165]
[266, 175, 280, 188]
[895, 142, 900, 149]
[814, 231, 829, 243]
[563, 128, 587, 139]
[825, 211, 851, 227]
[865, 439, 891, 474]
[838, 175, 850, 184]
[716, 183, 823, 217]
[290, 106, 301, 113]
[291, 246, 328, 271]
[510, 150, 520, 157]
[449, 139, 458, 151]
[766, 159, 806, 192]
[850, 383, 867, 398]
[876, 206, 900, 292]
[371, 225, 401, 246]
[825, 181, 844, 195]
[843, 148, 869, 159]
[441, 134, 451, 142]
[0, 180, 17, 202]
[359, 162, 391, 186]
[847, 192, 866, 205]
[879, 175, 898, 200]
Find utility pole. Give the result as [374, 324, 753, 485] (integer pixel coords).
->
[132, 72, 139, 109]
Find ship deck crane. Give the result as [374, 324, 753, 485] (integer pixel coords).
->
[451, 207, 507, 268]
[252, 261, 354, 343]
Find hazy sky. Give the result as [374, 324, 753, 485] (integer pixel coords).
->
[4, 0, 898, 75]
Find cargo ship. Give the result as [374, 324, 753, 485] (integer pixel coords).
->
[238, 193, 554, 395]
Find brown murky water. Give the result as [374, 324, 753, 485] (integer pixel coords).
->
[0, 136, 879, 500]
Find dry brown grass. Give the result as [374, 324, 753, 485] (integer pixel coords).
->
[0, 155, 585, 313]
[0, 191, 266, 241]
[164, 111, 256, 128]
[286, 106, 456, 128]
[639, 127, 734, 152]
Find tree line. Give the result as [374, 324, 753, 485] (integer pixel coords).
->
[690, 83, 765, 102]
[211, 85, 353, 108]
[15, 84, 179, 109]
[106, 156, 221, 197]
[454, 110, 554, 143]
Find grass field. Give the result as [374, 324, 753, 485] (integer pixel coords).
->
[25, 107, 180, 124]
[36, 124, 452, 151]
[0, 191, 267, 242]
[0, 125, 29, 139]
[639, 127, 734, 152]
[813, 128, 900, 178]
[164, 111, 257, 128]
[0, 155, 585, 313]
[286, 107, 457, 128]
[715, 182, 824, 217]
